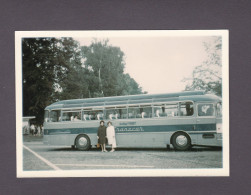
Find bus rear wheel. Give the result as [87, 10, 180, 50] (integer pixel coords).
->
[172, 132, 191, 151]
[75, 134, 91, 151]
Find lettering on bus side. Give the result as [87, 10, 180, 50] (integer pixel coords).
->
[119, 122, 137, 126]
[116, 127, 144, 132]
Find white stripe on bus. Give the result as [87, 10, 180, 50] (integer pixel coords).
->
[23, 145, 61, 170]
[116, 131, 217, 135]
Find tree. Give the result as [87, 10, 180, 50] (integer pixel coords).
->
[184, 37, 222, 96]
[81, 39, 144, 97]
[53, 38, 90, 100]
[22, 37, 84, 124]
[120, 74, 145, 95]
[23, 37, 145, 124]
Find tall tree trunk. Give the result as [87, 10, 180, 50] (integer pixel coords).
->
[98, 66, 103, 95]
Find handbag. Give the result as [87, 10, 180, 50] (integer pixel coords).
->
[97, 138, 100, 148]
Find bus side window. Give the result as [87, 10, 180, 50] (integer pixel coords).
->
[206, 105, 214, 116]
[49, 110, 61, 122]
[128, 107, 139, 118]
[180, 102, 193, 116]
[156, 109, 160, 117]
[44, 110, 49, 122]
[107, 107, 125, 119]
[154, 105, 168, 117]
[198, 104, 214, 116]
[105, 108, 119, 120]
[165, 103, 178, 117]
[140, 106, 152, 118]
[154, 107, 161, 117]
[62, 111, 81, 121]
[117, 107, 127, 119]
[96, 112, 103, 120]
[94, 110, 103, 120]
[83, 114, 89, 120]
[128, 110, 135, 118]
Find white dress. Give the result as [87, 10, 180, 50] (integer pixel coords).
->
[106, 126, 116, 148]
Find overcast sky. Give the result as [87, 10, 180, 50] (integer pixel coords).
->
[75, 36, 213, 94]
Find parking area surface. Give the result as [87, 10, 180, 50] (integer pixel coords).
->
[22, 136, 222, 171]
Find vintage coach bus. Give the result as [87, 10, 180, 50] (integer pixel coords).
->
[43, 91, 222, 151]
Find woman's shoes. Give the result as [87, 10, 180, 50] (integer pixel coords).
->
[110, 149, 115, 152]
[104, 150, 108, 152]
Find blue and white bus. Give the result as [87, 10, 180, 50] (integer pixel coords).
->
[43, 91, 222, 151]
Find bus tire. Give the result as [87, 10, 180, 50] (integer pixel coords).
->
[75, 134, 91, 151]
[171, 132, 191, 151]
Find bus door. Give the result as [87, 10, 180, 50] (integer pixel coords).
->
[196, 103, 217, 146]
[176, 102, 197, 145]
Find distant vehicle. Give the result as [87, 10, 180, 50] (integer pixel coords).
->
[22, 116, 35, 134]
[43, 91, 222, 151]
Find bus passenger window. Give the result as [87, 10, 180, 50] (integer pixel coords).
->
[49, 110, 61, 122]
[165, 104, 178, 117]
[139, 106, 152, 118]
[105, 108, 121, 120]
[62, 111, 81, 121]
[156, 109, 160, 117]
[180, 102, 193, 116]
[94, 110, 104, 120]
[117, 107, 127, 119]
[154, 107, 162, 117]
[44, 110, 49, 122]
[83, 109, 103, 120]
[83, 114, 89, 120]
[96, 112, 104, 120]
[154, 105, 167, 117]
[128, 107, 140, 118]
[198, 104, 215, 116]
[109, 114, 114, 120]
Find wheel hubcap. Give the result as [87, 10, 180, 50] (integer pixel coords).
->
[176, 135, 187, 146]
[78, 137, 87, 146]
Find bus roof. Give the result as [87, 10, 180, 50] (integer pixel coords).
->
[45, 91, 221, 110]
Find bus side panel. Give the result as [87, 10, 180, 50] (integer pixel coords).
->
[139, 132, 172, 147]
[115, 132, 171, 148]
[113, 117, 197, 147]
[43, 133, 99, 147]
[195, 116, 222, 146]
[140, 117, 197, 146]
[113, 119, 171, 148]
[196, 133, 222, 146]
[44, 121, 100, 147]
[43, 134, 76, 146]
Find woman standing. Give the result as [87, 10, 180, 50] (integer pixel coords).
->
[97, 120, 107, 152]
[106, 121, 117, 152]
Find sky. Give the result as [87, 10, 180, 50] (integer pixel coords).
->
[74, 35, 214, 94]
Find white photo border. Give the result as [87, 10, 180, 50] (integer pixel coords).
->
[16, 30, 229, 177]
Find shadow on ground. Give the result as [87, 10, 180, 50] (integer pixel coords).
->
[48, 146, 222, 152]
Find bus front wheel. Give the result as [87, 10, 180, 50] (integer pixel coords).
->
[75, 134, 91, 151]
[171, 132, 191, 151]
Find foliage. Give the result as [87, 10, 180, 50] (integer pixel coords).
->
[184, 37, 222, 96]
[22, 38, 144, 125]
[22, 38, 86, 124]
[81, 39, 144, 97]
